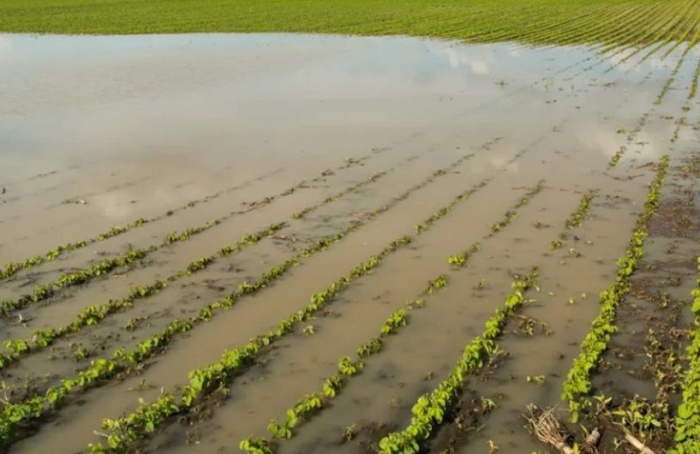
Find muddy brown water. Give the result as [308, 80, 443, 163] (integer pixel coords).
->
[0, 33, 699, 454]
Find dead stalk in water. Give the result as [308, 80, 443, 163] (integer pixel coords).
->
[525, 406, 575, 454]
[624, 433, 655, 454]
[583, 427, 601, 453]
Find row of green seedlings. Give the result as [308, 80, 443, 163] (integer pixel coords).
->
[292, 171, 383, 219]
[576, 285, 687, 448]
[376, 268, 539, 453]
[595, 1, 683, 51]
[564, 190, 597, 229]
[82, 159, 506, 453]
[0, 219, 147, 282]
[606, 0, 696, 66]
[0, 169, 376, 314]
[608, 1, 693, 48]
[239, 181, 548, 450]
[0, 148, 384, 283]
[632, 1, 700, 68]
[80, 150, 545, 453]
[560, 155, 669, 423]
[0, 152, 434, 366]
[0, 153, 489, 451]
[0, 220, 222, 316]
[654, 43, 692, 105]
[676, 0, 700, 93]
[242, 274, 453, 453]
[601, 0, 685, 54]
[0, 153, 420, 317]
[487, 180, 544, 235]
[371, 181, 601, 453]
[609, 110, 652, 168]
[690, 51, 700, 99]
[467, 0, 568, 40]
[245, 237, 496, 452]
[533, 3, 630, 46]
[605, 13, 675, 70]
[663, 9, 700, 61]
[551, 2, 654, 56]
[575, 1, 668, 72]
[478, 1, 658, 48]
[549, 189, 600, 253]
[669, 256, 700, 453]
[671, 117, 687, 143]
[0, 223, 287, 372]
[478, 3, 600, 45]
[600, 328, 682, 447]
[608, 146, 627, 169]
[289, 143, 443, 220]
[505, 1, 647, 48]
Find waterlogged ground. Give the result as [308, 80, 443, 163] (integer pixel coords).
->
[0, 33, 699, 454]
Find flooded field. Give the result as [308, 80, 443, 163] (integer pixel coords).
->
[1, 32, 699, 454]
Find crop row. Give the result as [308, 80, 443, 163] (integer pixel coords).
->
[2, 0, 697, 48]
[598, 1, 673, 54]
[636, 2, 700, 67]
[0, 149, 494, 450]
[594, 1, 667, 54]
[608, 110, 652, 168]
[689, 53, 700, 99]
[0, 222, 287, 372]
[82, 168, 503, 453]
[483, 3, 609, 46]
[508, 2, 653, 80]
[291, 147, 469, 220]
[654, 40, 695, 105]
[80, 153, 545, 453]
[0, 222, 218, 316]
[603, 0, 695, 57]
[0, 163, 394, 315]
[238, 179, 548, 451]
[0, 148, 386, 283]
[669, 257, 700, 453]
[376, 268, 539, 453]
[507, 1, 661, 49]
[560, 155, 669, 423]
[487, 180, 543, 235]
[0, 149, 437, 368]
[564, 2, 657, 51]
[573, 2, 681, 81]
[372, 171, 604, 452]
[241, 274, 452, 453]
[0, 152, 427, 350]
[564, 190, 597, 229]
[0, 218, 148, 282]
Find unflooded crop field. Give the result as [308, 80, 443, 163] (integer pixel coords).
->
[1, 2, 700, 454]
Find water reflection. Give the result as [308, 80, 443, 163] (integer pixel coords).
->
[0, 33, 696, 184]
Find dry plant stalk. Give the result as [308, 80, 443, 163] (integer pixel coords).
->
[526, 407, 575, 454]
[624, 433, 655, 454]
[582, 427, 601, 454]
